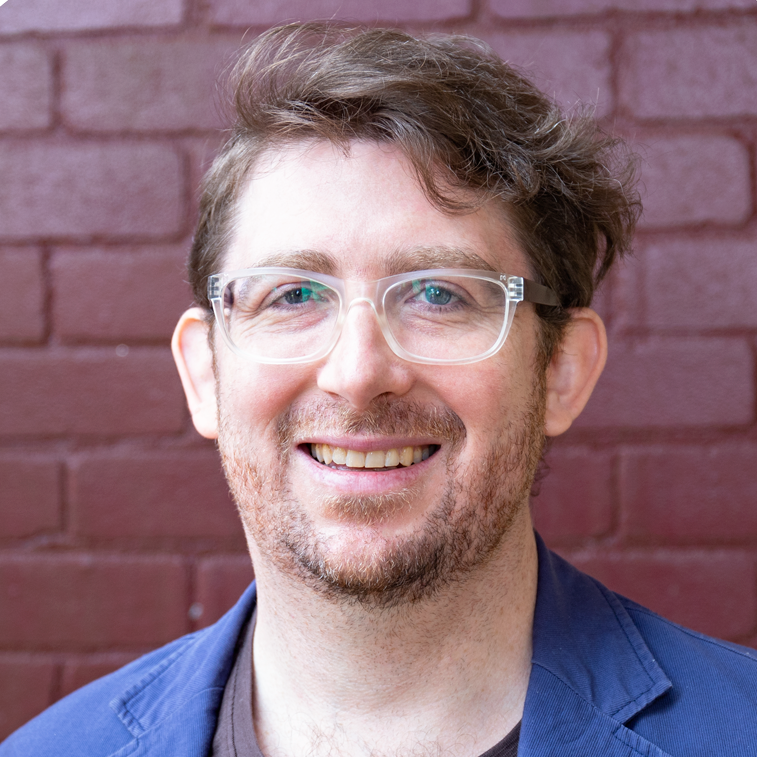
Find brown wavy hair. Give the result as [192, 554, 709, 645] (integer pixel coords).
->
[189, 22, 640, 361]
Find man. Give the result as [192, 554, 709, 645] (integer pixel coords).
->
[3, 22, 757, 757]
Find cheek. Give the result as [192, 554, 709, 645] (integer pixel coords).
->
[422, 339, 541, 449]
[422, 364, 516, 439]
[218, 361, 315, 435]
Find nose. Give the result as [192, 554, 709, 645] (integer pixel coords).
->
[316, 299, 414, 410]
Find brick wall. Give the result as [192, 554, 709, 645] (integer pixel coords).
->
[1, 0, 755, 739]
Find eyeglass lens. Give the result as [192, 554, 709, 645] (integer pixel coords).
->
[222, 272, 510, 362]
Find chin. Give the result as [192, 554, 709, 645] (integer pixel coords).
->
[217, 386, 546, 609]
[221, 432, 542, 611]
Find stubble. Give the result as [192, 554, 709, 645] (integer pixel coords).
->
[218, 387, 545, 610]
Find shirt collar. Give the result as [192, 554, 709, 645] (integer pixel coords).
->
[530, 532, 671, 722]
[520, 533, 674, 757]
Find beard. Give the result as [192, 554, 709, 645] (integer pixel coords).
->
[218, 384, 546, 611]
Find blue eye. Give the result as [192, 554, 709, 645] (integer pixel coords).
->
[423, 284, 452, 306]
[283, 286, 316, 304]
[410, 280, 454, 306]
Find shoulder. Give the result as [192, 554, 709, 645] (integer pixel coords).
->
[0, 582, 256, 757]
[620, 593, 757, 693]
[0, 634, 198, 756]
[532, 539, 757, 755]
[619, 593, 757, 750]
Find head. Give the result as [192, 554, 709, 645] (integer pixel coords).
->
[188, 22, 639, 366]
[173, 24, 639, 609]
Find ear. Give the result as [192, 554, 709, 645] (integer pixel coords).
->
[171, 308, 219, 439]
[544, 308, 607, 437]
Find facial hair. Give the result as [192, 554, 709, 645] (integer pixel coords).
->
[218, 387, 545, 610]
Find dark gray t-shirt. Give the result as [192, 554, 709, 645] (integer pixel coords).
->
[211, 613, 520, 757]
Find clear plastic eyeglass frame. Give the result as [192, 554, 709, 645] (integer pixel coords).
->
[207, 267, 560, 366]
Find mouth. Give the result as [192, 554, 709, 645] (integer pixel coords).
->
[308, 443, 439, 470]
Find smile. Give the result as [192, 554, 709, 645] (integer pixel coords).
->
[309, 443, 437, 469]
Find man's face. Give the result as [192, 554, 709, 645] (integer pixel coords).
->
[214, 140, 547, 607]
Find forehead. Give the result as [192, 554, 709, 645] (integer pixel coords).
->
[223, 140, 530, 279]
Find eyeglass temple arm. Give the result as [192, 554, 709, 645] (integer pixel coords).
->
[513, 277, 561, 308]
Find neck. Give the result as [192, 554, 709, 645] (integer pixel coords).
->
[249, 511, 538, 757]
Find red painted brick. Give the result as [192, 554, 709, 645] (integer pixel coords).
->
[0, 458, 60, 539]
[644, 237, 757, 330]
[0, 554, 188, 650]
[484, 30, 612, 117]
[0, 0, 184, 34]
[69, 451, 243, 541]
[605, 255, 641, 335]
[590, 273, 611, 326]
[568, 549, 757, 640]
[532, 446, 613, 545]
[0, 348, 185, 437]
[51, 246, 191, 342]
[59, 653, 140, 698]
[0, 659, 55, 741]
[491, 0, 752, 18]
[0, 44, 51, 131]
[0, 143, 183, 240]
[63, 39, 239, 133]
[195, 556, 254, 628]
[638, 136, 751, 229]
[621, 27, 757, 119]
[0, 249, 45, 344]
[621, 445, 757, 544]
[208, 0, 471, 25]
[577, 337, 752, 428]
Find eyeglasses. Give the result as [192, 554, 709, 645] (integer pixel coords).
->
[208, 267, 560, 365]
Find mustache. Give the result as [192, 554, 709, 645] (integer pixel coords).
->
[276, 396, 467, 450]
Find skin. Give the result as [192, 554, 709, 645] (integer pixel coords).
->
[173, 140, 607, 757]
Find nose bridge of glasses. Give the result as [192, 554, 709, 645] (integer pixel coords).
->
[344, 295, 378, 314]
[341, 278, 383, 316]
[341, 296, 382, 341]
[335, 281, 391, 351]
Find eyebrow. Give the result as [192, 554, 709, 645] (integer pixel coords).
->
[250, 249, 338, 275]
[248, 246, 496, 277]
[384, 246, 496, 275]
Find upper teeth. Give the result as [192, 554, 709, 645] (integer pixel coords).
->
[311, 444, 431, 468]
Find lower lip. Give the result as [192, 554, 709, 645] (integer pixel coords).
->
[295, 446, 434, 495]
